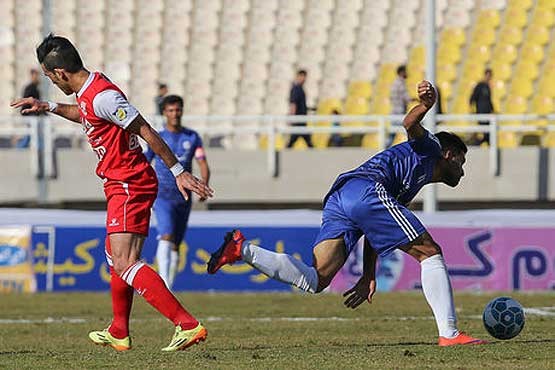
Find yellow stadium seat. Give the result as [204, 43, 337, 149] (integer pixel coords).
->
[532, 96, 554, 114]
[539, 77, 555, 97]
[520, 43, 545, 64]
[453, 98, 471, 114]
[437, 64, 457, 82]
[348, 81, 372, 99]
[538, 0, 555, 10]
[371, 96, 391, 114]
[527, 25, 550, 45]
[344, 96, 369, 115]
[441, 28, 466, 46]
[514, 60, 539, 80]
[477, 9, 501, 28]
[492, 80, 507, 99]
[362, 133, 380, 149]
[438, 43, 461, 64]
[259, 134, 286, 150]
[509, 78, 534, 98]
[409, 46, 425, 66]
[493, 44, 517, 63]
[498, 132, 520, 148]
[467, 45, 490, 62]
[437, 80, 452, 101]
[543, 132, 555, 147]
[317, 98, 342, 114]
[505, 7, 528, 28]
[504, 95, 528, 113]
[490, 61, 513, 81]
[507, 0, 533, 12]
[472, 27, 496, 46]
[532, 8, 555, 27]
[499, 26, 523, 45]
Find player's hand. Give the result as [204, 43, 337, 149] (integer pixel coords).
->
[176, 172, 214, 201]
[417, 80, 436, 109]
[342, 276, 376, 309]
[10, 97, 49, 115]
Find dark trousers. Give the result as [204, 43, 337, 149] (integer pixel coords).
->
[479, 120, 490, 145]
[287, 123, 313, 148]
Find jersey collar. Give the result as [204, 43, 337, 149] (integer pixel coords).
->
[76, 72, 95, 98]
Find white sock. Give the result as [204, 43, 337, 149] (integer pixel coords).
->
[241, 242, 318, 293]
[420, 254, 459, 338]
[168, 249, 179, 288]
[155, 240, 173, 287]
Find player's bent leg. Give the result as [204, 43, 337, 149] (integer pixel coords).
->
[312, 238, 348, 292]
[399, 233, 487, 346]
[208, 230, 345, 293]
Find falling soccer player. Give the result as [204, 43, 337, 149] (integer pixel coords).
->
[11, 34, 213, 352]
[208, 80, 487, 347]
[144, 94, 210, 289]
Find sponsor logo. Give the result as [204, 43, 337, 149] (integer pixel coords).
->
[113, 107, 127, 121]
[0, 245, 27, 266]
[108, 218, 119, 227]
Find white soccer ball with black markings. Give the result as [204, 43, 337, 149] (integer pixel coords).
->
[482, 297, 525, 340]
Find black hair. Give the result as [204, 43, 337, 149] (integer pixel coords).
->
[36, 34, 83, 73]
[397, 65, 407, 75]
[485, 68, 492, 75]
[297, 69, 307, 76]
[436, 131, 467, 154]
[161, 95, 184, 110]
[158, 83, 168, 89]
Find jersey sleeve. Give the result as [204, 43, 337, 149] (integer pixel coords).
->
[194, 133, 206, 160]
[92, 89, 139, 129]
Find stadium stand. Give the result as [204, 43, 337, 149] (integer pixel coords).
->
[1, 0, 555, 148]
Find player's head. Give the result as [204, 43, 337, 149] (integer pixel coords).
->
[161, 95, 184, 127]
[436, 131, 467, 187]
[397, 65, 407, 79]
[296, 69, 307, 84]
[30, 68, 40, 84]
[484, 68, 493, 82]
[158, 83, 168, 96]
[36, 34, 84, 95]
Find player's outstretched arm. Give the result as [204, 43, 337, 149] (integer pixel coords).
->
[128, 115, 214, 201]
[403, 80, 436, 140]
[343, 239, 377, 309]
[10, 97, 81, 123]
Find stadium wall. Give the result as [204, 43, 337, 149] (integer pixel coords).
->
[0, 147, 552, 204]
[0, 209, 554, 293]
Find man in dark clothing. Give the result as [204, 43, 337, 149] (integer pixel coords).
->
[469, 69, 494, 145]
[21, 68, 41, 115]
[287, 70, 313, 148]
[155, 83, 168, 115]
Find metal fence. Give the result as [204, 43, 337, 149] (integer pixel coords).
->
[1, 113, 555, 179]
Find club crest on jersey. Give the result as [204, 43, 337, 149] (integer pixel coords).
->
[113, 107, 127, 121]
[182, 140, 191, 150]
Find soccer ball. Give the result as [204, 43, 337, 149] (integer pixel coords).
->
[482, 297, 525, 340]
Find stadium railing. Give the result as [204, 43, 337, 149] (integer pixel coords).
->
[1, 114, 555, 179]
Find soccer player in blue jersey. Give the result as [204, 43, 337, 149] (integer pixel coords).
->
[145, 95, 210, 289]
[208, 81, 486, 346]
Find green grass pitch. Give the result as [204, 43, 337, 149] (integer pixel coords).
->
[0, 292, 553, 369]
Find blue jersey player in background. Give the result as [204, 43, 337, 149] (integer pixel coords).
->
[145, 95, 211, 289]
[208, 81, 486, 347]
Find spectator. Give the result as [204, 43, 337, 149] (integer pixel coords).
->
[327, 109, 344, 147]
[15, 69, 42, 148]
[469, 69, 494, 145]
[155, 83, 168, 115]
[287, 69, 313, 148]
[388, 65, 412, 147]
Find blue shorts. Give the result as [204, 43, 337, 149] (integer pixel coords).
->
[314, 178, 426, 256]
[153, 197, 192, 244]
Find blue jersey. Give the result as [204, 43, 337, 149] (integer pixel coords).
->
[144, 127, 204, 201]
[326, 130, 442, 206]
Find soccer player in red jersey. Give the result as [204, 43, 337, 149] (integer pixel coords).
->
[11, 34, 213, 352]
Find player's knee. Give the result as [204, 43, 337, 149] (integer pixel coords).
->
[112, 257, 138, 276]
